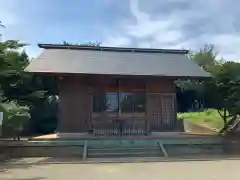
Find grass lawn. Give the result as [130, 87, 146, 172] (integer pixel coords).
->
[177, 109, 227, 130]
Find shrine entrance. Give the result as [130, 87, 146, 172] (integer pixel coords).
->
[91, 78, 146, 135]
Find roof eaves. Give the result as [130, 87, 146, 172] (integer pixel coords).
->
[38, 44, 189, 54]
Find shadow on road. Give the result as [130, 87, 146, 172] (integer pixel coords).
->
[1, 178, 46, 180]
[0, 158, 39, 172]
[1, 152, 240, 171]
[2, 155, 239, 166]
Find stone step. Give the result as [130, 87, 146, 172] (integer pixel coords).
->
[87, 143, 162, 158]
[87, 143, 224, 159]
[88, 150, 163, 158]
[88, 148, 161, 154]
[88, 146, 159, 151]
[1, 138, 225, 159]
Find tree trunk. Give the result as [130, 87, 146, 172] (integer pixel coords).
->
[223, 108, 227, 127]
[218, 108, 228, 127]
[220, 114, 237, 134]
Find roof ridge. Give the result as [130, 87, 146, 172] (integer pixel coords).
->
[38, 44, 189, 54]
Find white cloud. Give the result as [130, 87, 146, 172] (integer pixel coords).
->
[102, 36, 131, 47]
[103, 0, 240, 61]
[210, 34, 240, 61]
[1, 0, 240, 60]
[127, 0, 185, 40]
[137, 41, 151, 48]
[103, 0, 187, 50]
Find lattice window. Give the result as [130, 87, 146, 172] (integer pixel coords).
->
[161, 95, 175, 126]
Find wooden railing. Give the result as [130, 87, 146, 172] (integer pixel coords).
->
[91, 112, 146, 135]
[92, 128, 146, 136]
[92, 119, 146, 136]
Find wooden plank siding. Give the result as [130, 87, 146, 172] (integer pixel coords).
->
[57, 75, 177, 134]
[57, 76, 91, 132]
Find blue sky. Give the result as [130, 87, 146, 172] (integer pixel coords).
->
[1, 0, 240, 61]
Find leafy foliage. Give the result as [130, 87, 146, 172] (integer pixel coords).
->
[213, 62, 240, 115]
[189, 44, 219, 72]
[62, 41, 101, 47]
[178, 44, 240, 130]
[0, 101, 30, 139]
[0, 39, 59, 137]
[1, 101, 30, 127]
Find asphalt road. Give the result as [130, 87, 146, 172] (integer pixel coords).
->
[1, 159, 240, 180]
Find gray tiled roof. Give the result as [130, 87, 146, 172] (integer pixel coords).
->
[25, 45, 210, 78]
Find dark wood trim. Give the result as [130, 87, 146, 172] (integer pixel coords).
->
[89, 93, 93, 130]
[24, 72, 210, 81]
[173, 93, 177, 126]
[145, 81, 149, 135]
[38, 43, 189, 54]
[117, 79, 120, 122]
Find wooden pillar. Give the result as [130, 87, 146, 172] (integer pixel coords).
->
[87, 86, 93, 131]
[117, 79, 120, 121]
[145, 80, 149, 135]
[173, 93, 177, 127]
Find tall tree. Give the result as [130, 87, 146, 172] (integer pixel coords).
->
[189, 44, 219, 72]
[0, 39, 59, 135]
[177, 44, 240, 128]
[176, 44, 218, 111]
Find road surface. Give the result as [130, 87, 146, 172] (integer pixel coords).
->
[0, 159, 240, 180]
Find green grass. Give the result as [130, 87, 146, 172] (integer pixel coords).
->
[177, 109, 227, 130]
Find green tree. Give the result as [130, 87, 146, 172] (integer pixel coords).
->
[0, 39, 59, 135]
[214, 62, 240, 114]
[176, 44, 218, 111]
[178, 44, 240, 130]
[189, 44, 219, 72]
[0, 101, 30, 140]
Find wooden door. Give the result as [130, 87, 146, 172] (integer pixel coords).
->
[147, 94, 162, 131]
[147, 93, 176, 131]
[91, 92, 118, 131]
[161, 94, 176, 130]
[119, 92, 146, 134]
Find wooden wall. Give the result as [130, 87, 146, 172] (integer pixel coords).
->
[147, 78, 176, 93]
[57, 75, 177, 133]
[58, 76, 91, 132]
